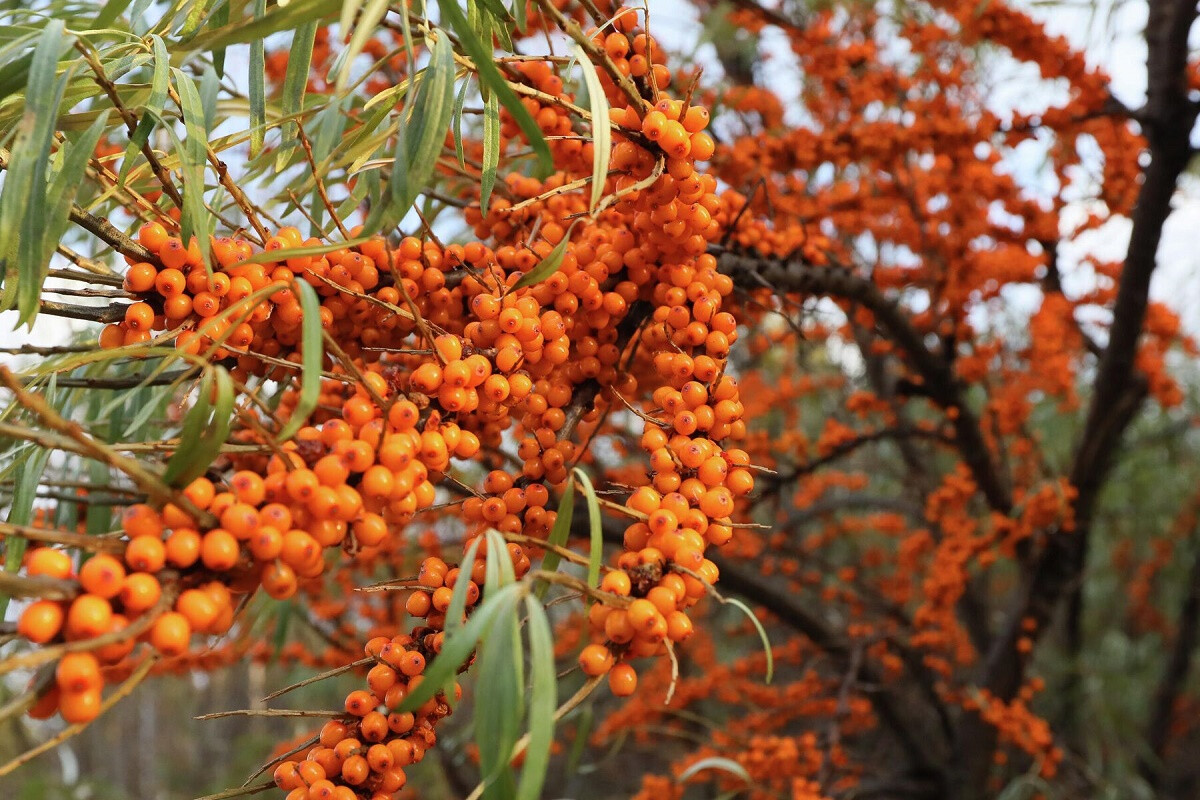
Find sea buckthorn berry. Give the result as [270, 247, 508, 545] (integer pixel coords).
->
[119, 572, 162, 612]
[345, 690, 377, 717]
[19, 600, 65, 644]
[59, 688, 102, 724]
[608, 663, 638, 697]
[56, 652, 102, 694]
[579, 644, 615, 677]
[65, 595, 112, 640]
[25, 547, 73, 579]
[600, 570, 632, 596]
[149, 611, 191, 656]
[78, 554, 125, 599]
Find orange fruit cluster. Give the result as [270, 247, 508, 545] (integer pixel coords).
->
[12, 6, 763, 793]
[273, 634, 454, 800]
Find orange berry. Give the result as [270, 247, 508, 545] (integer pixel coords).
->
[78, 554, 125, 599]
[56, 652, 102, 694]
[25, 547, 73, 579]
[579, 644, 615, 677]
[119, 572, 162, 612]
[201, 529, 241, 570]
[59, 688, 102, 724]
[19, 600, 65, 644]
[608, 663, 638, 696]
[149, 611, 191, 656]
[124, 536, 166, 573]
[64, 595, 113, 640]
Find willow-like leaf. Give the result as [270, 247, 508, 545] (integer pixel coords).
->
[535, 479, 574, 599]
[517, 596, 557, 800]
[275, 280, 324, 442]
[573, 45, 612, 212]
[573, 467, 603, 591]
[436, 0, 551, 176]
[510, 222, 576, 291]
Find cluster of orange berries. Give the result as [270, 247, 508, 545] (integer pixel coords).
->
[14, 10, 762, 796]
[273, 633, 453, 800]
[18, 535, 236, 723]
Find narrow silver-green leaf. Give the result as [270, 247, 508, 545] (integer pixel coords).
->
[190, 0, 340, 51]
[118, 33, 169, 185]
[451, 73, 470, 169]
[396, 582, 521, 714]
[365, 32, 455, 232]
[163, 366, 235, 487]
[484, 527, 516, 590]
[534, 479, 574, 600]
[517, 596, 557, 800]
[445, 535, 483, 636]
[475, 589, 524, 800]
[573, 45, 612, 211]
[335, 0, 389, 91]
[275, 20, 319, 173]
[2, 20, 69, 324]
[171, 67, 213, 267]
[436, 0, 552, 176]
[479, 85, 500, 215]
[275, 280, 324, 442]
[726, 597, 774, 683]
[510, 222, 576, 291]
[573, 467, 603, 591]
[248, 0, 267, 157]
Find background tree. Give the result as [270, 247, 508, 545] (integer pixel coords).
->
[2, 1, 1200, 800]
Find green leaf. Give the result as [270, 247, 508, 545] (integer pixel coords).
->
[397, 582, 522, 714]
[534, 479, 574, 600]
[573, 45, 612, 211]
[479, 84, 500, 215]
[445, 535, 483, 636]
[0, 443, 52, 617]
[275, 20, 319, 173]
[0, 20, 69, 323]
[676, 757, 752, 785]
[170, 67, 213, 268]
[517, 596, 557, 800]
[210, 0, 230, 77]
[726, 597, 774, 683]
[180, 0, 215, 37]
[565, 704, 592, 776]
[275, 280, 324, 441]
[163, 366, 235, 487]
[335, 0, 389, 91]
[509, 222, 576, 291]
[190, 0, 341, 51]
[248, 0, 267, 158]
[94, 0, 134, 28]
[32, 111, 112, 323]
[451, 73, 470, 169]
[365, 32, 455, 232]
[475, 588, 524, 800]
[511, 0, 527, 33]
[436, 0, 552, 176]
[484, 527, 516, 590]
[573, 467, 603, 591]
[118, 34, 170, 186]
[272, 600, 293, 662]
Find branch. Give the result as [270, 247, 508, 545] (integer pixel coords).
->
[713, 244, 1013, 514]
[957, 2, 1200, 795]
[711, 555, 950, 784]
